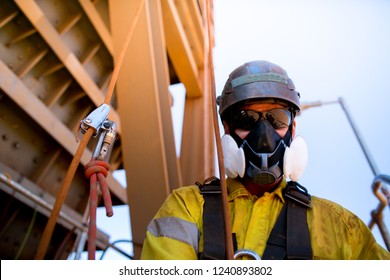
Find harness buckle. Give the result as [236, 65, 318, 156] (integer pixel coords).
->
[197, 176, 221, 194]
[284, 181, 312, 208]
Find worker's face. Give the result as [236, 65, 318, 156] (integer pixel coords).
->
[223, 103, 296, 138]
[222, 101, 297, 186]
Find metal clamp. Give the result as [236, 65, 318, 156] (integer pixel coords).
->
[80, 104, 111, 136]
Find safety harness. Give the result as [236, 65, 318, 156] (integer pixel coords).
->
[197, 177, 312, 260]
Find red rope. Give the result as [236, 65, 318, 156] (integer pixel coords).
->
[84, 159, 113, 260]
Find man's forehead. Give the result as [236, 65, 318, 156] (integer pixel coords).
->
[241, 102, 287, 111]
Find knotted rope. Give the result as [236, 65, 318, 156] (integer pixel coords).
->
[84, 159, 113, 260]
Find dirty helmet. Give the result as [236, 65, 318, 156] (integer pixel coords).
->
[217, 60, 301, 117]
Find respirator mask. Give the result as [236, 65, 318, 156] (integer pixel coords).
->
[222, 108, 308, 184]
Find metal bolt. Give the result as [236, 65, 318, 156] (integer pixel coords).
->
[103, 122, 110, 129]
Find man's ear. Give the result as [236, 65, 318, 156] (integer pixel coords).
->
[222, 120, 230, 134]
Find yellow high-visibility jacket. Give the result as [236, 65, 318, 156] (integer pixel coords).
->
[141, 178, 390, 260]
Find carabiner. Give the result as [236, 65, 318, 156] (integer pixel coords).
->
[234, 249, 261, 260]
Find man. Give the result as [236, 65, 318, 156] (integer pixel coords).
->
[140, 60, 390, 260]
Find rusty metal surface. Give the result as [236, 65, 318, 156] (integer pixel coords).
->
[0, 0, 124, 259]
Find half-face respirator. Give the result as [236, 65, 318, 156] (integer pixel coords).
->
[222, 108, 308, 184]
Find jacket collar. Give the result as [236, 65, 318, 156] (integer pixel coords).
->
[227, 177, 287, 202]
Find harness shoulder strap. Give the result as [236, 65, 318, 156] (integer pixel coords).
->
[197, 177, 226, 260]
[262, 181, 313, 260]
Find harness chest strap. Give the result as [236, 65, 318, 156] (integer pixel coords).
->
[198, 179, 312, 260]
[262, 182, 312, 259]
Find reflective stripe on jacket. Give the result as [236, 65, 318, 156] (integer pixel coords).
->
[140, 178, 390, 260]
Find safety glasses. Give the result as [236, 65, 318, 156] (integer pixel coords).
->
[230, 108, 292, 130]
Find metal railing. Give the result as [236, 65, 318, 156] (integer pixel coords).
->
[368, 174, 390, 251]
[301, 97, 389, 251]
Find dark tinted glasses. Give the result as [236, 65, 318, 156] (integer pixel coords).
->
[230, 108, 292, 130]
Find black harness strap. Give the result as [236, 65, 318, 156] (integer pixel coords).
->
[261, 203, 287, 259]
[197, 177, 226, 260]
[263, 181, 312, 260]
[199, 178, 312, 260]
